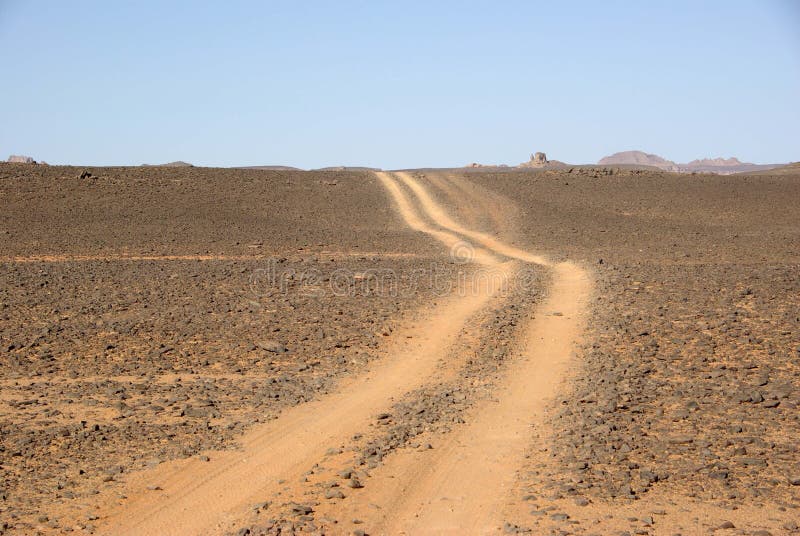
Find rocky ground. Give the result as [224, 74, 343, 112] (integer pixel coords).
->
[0, 164, 458, 534]
[465, 168, 800, 534]
[0, 163, 435, 258]
[233, 263, 549, 535]
[1, 163, 798, 535]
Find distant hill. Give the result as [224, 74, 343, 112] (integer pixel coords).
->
[142, 161, 193, 167]
[598, 150, 785, 175]
[236, 165, 304, 171]
[313, 166, 382, 172]
[599, 151, 680, 171]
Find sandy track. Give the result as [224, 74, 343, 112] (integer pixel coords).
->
[95, 277, 503, 535]
[374, 172, 499, 266]
[92, 174, 511, 535]
[421, 172, 517, 240]
[372, 264, 589, 535]
[394, 171, 551, 266]
[329, 172, 591, 534]
[94, 170, 589, 535]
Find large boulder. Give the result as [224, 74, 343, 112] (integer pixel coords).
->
[7, 155, 36, 164]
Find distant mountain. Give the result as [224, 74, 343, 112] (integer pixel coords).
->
[598, 151, 679, 171]
[686, 157, 742, 167]
[598, 150, 785, 175]
[236, 165, 304, 171]
[313, 166, 382, 172]
[142, 161, 193, 167]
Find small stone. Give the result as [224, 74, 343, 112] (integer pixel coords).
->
[258, 340, 288, 353]
[503, 522, 531, 533]
[348, 477, 364, 489]
[574, 497, 589, 506]
[717, 520, 735, 529]
[325, 489, 345, 500]
[738, 457, 767, 467]
[291, 504, 313, 515]
[338, 468, 354, 479]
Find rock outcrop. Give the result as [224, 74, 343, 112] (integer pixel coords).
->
[518, 151, 567, 169]
[7, 155, 36, 164]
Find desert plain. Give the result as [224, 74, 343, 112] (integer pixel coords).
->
[1, 163, 799, 535]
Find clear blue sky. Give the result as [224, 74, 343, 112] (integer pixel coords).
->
[1, 1, 798, 168]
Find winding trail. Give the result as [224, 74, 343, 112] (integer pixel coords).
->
[93, 169, 590, 535]
[394, 171, 551, 266]
[340, 172, 591, 534]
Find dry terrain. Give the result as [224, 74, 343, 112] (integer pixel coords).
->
[1, 163, 798, 535]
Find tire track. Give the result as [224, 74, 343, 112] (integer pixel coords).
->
[330, 172, 591, 534]
[91, 169, 589, 536]
[393, 171, 551, 266]
[90, 175, 510, 535]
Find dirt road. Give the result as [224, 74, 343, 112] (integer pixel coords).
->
[93, 170, 590, 535]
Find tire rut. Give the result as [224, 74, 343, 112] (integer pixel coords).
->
[90, 173, 513, 535]
[325, 172, 591, 535]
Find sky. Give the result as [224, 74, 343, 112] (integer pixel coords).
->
[0, 1, 798, 168]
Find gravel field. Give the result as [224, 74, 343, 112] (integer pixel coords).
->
[1, 163, 798, 535]
[466, 168, 800, 533]
[0, 164, 457, 534]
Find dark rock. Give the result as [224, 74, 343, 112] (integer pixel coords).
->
[291, 504, 313, 515]
[258, 340, 288, 353]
